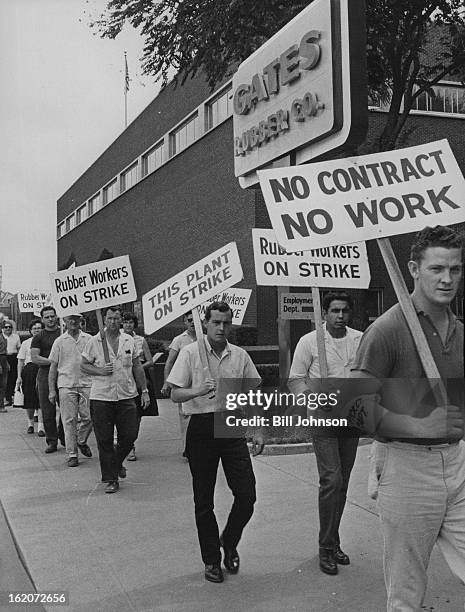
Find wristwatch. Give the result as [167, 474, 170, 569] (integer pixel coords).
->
[141, 389, 149, 393]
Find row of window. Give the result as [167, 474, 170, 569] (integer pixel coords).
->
[59, 80, 463, 240]
[369, 81, 465, 117]
[57, 84, 233, 239]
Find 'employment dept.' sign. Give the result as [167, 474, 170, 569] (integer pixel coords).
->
[258, 140, 465, 252]
[142, 243, 243, 334]
[50, 255, 137, 317]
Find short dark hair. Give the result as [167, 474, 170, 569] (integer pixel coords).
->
[204, 301, 232, 321]
[122, 311, 138, 326]
[183, 311, 193, 319]
[29, 318, 43, 332]
[103, 305, 122, 317]
[410, 225, 463, 262]
[322, 292, 353, 312]
[40, 306, 56, 317]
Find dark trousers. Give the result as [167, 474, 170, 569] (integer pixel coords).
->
[312, 432, 359, 551]
[90, 399, 138, 482]
[37, 368, 58, 446]
[186, 414, 256, 565]
[0, 355, 8, 407]
[6, 354, 17, 402]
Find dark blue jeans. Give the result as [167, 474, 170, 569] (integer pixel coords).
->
[90, 399, 138, 482]
[186, 414, 256, 565]
[311, 432, 359, 551]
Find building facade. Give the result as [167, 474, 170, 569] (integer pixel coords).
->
[56, 73, 465, 346]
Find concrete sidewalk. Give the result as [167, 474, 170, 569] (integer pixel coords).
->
[0, 402, 462, 612]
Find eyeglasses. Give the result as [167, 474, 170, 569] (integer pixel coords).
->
[3, 325, 12, 329]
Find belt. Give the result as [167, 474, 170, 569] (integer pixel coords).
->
[388, 438, 459, 445]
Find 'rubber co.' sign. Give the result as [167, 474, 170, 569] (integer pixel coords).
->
[233, 0, 367, 187]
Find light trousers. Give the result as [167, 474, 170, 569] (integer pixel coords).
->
[370, 440, 465, 612]
[58, 387, 92, 457]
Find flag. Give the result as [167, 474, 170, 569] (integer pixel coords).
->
[124, 52, 130, 93]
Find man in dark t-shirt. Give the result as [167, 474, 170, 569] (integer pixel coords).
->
[31, 306, 61, 453]
[351, 225, 464, 611]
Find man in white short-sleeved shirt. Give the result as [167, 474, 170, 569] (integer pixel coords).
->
[168, 301, 262, 584]
[81, 306, 149, 494]
[48, 313, 93, 468]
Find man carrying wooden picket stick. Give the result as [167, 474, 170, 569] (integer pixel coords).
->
[349, 225, 464, 611]
[289, 291, 362, 576]
[167, 301, 263, 584]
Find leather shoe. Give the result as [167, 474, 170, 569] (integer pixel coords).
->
[118, 466, 127, 479]
[78, 443, 92, 457]
[44, 445, 58, 454]
[105, 481, 119, 494]
[334, 546, 350, 565]
[38, 430, 45, 437]
[67, 457, 79, 467]
[27, 426, 34, 434]
[220, 535, 239, 574]
[319, 549, 338, 575]
[204, 564, 224, 583]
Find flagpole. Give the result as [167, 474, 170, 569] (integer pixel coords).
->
[124, 51, 128, 128]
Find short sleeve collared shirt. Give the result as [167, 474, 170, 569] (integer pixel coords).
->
[82, 332, 138, 401]
[49, 331, 92, 388]
[169, 330, 195, 353]
[167, 337, 261, 415]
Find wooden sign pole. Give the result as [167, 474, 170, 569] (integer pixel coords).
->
[192, 307, 211, 375]
[377, 237, 447, 404]
[277, 286, 291, 389]
[95, 308, 110, 363]
[311, 286, 328, 379]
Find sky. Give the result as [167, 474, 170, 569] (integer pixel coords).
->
[0, 0, 161, 294]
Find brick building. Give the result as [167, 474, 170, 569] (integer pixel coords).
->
[56, 73, 465, 346]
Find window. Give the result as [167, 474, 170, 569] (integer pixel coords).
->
[102, 179, 118, 206]
[413, 83, 465, 115]
[142, 141, 165, 177]
[206, 85, 233, 130]
[57, 222, 65, 239]
[65, 214, 75, 233]
[76, 203, 87, 225]
[121, 162, 138, 192]
[170, 113, 199, 156]
[88, 193, 101, 215]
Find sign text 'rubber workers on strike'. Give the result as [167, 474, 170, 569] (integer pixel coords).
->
[252, 229, 370, 288]
[49, 255, 137, 318]
[258, 139, 465, 252]
[142, 243, 243, 335]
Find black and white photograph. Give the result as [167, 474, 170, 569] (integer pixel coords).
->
[0, 0, 464, 610]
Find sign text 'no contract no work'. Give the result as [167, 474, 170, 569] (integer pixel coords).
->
[258, 140, 465, 252]
[142, 243, 243, 335]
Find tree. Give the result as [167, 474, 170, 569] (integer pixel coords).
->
[92, 0, 465, 151]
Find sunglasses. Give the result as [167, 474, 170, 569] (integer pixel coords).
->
[3, 325, 12, 329]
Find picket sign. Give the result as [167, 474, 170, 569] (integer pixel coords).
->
[376, 238, 446, 404]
